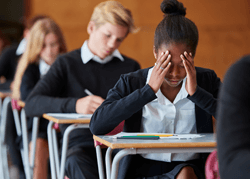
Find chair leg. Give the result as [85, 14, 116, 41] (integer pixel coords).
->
[95, 145, 105, 179]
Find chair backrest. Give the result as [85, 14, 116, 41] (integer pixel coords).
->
[205, 150, 220, 179]
[94, 120, 124, 147]
[11, 99, 22, 111]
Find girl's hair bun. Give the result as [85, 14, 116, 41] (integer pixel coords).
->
[160, 0, 186, 16]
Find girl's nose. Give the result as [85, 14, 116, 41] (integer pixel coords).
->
[169, 66, 179, 77]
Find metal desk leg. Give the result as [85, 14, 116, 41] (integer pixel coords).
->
[30, 117, 39, 168]
[47, 121, 57, 179]
[105, 147, 113, 179]
[52, 127, 60, 177]
[0, 97, 11, 179]
[0, 142, 5, 179]
[20, 109, 32, 179]
[110, 149, 136, 179]
[59, 124, 89, 179]
[95, 145, 105, 179]
[1, 97, 11, 144]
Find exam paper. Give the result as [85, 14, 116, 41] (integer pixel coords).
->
[46, 113, 92, 119]
[112, 132, 203, 139]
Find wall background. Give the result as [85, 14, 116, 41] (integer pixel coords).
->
[26, 0, 250, 79]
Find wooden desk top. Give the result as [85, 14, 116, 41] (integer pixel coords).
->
[93, 134, 216, 149]
[43, 113, 91, 124]
[17, 100, 25, 108]
[0, 91, 11, 99]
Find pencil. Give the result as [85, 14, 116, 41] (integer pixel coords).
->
[137, 134, 175, 137]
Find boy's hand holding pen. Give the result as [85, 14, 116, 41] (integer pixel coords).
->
[75, 89, 104, 114]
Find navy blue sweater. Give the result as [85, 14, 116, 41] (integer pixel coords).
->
[0, 45, 21, 90]
[90, 66, 221, 179]
[24, 48, 140, 149]
[217, 55, 250, 179]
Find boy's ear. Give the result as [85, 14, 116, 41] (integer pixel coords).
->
[153, 46, 157, 60]
[87, 21, 96, 35]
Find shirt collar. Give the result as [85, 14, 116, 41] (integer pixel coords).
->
[16, 38, 27, 55]
[146, 67, 188, 105]
[80, 40, 124, 64]
[39, 59, 51, 77]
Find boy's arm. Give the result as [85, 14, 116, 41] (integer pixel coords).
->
[90, 75, 156, 135]
[24, 59, 78, 117]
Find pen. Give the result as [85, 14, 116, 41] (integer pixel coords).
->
[116, 136, 160, 140]
[84, 89, 93, 96]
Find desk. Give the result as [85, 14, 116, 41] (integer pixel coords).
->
[17, 100, 25, 108]
[0, 91, 11, 99]
[43, 114, 90, 179]
[93, 133, 216, 179]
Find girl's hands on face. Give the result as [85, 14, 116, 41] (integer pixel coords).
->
[148, 50, 172, 93]
[181, 51, 197, 96]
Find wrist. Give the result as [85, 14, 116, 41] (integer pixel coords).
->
[189, 85, 197, 96]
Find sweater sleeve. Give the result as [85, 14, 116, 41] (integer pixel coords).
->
[24, 58, 78, 117]
[90, 74, 156, 135]
[20, 64, 40, 101]
[187, 69, 221, 117]
[0, 46, 16, 79]
[217, 56, 250, 179]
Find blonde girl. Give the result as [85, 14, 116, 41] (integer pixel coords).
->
[12, 17, 67, 179]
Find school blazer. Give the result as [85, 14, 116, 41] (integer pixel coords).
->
[90, 66, 222, 179]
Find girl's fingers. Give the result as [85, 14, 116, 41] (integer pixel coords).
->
[181, 54, 191, 74]
[184, 51, 194, 69]
[162, 61, 171, 74]
[161, 54, 171, 69]
[155, 50, 170, 68]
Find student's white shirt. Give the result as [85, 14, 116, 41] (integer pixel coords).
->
[39, 59, 51, 77]
[16, 38, 27, 55]
[141, 67, 199, 162]
[80, 40, 124, 64]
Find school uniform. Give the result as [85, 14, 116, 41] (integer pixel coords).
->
[21, 60, 51, 139]
[217, 55, 250, 179]
[90, 66, 222, 179]
[24, 41, 140, 179]
[0, 38, 26, 90]
[4, 39, 26, 179]
[6, 60, 51, 179]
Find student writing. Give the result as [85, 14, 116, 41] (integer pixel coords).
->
[24, 1, 140, 178]
[4, 15, 48, 179]
[12, 17, 67, 179]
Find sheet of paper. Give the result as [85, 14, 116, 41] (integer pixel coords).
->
[46, 113, 92, 119]
[111, 132, 203, 139]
